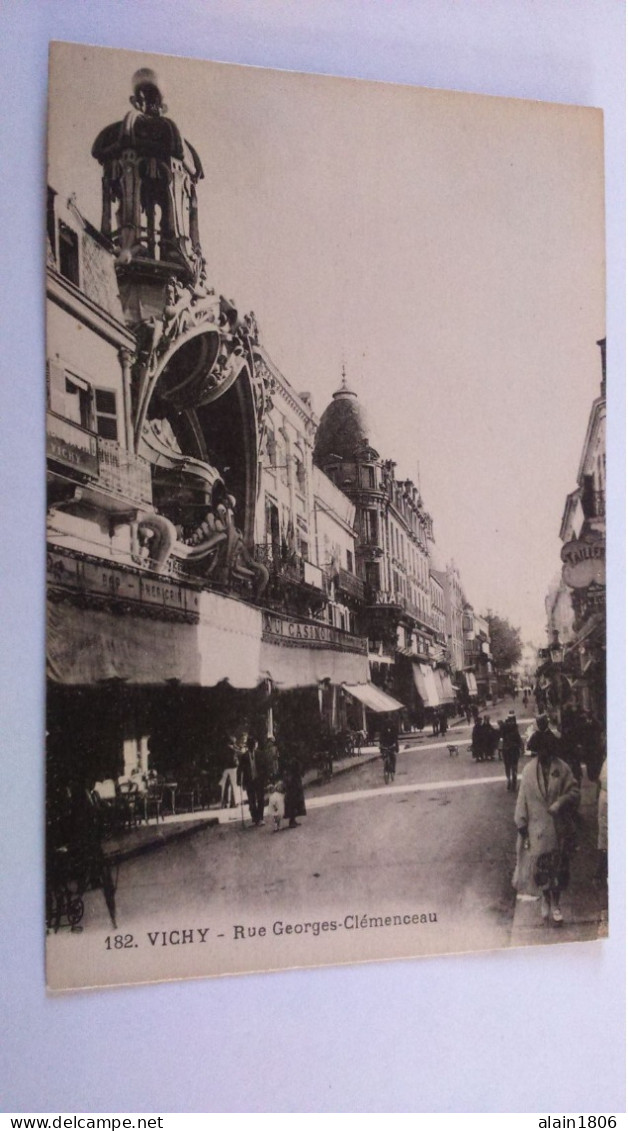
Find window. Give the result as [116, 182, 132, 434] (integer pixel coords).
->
[94, 389, 118, 440]
[365, 561, 380, 592]
[265, 498, 280, 556]
[64, 374, 91, 430]
[47, 188, 57, 260]
[58, 222, 80, 285]
[364, 509, 378, 544]
[363, 465, 375, 489]
[346, 549, 353, 574]
[265, 429, 277, 466]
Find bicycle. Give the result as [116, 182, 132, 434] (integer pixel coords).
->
[381, 745, 396, 784]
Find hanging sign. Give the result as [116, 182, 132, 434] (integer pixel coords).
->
[561, 534, 605, 589]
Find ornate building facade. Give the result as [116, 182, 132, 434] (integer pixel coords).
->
[313, 375, 455, 723]
[46, 70, 371, 800]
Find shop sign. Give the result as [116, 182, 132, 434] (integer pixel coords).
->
[561, 534, 605, 589]
[46, 431, 98, 478]
[140, 575, 187, 611]
[261, 610, 367, 654]
[47, 550, 82, 590]
[80, 560, 139, 600]
[47, 546, 198, 612]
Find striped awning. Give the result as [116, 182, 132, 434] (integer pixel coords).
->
[342, 683, 404, 713]
[412, 663, 441, 708]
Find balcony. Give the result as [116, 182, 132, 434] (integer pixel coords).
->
[581, 485, 606, 521]
[365, 587, 436, 631]
[46, 411, 98, 479]
[254, 545, 325, 590]
[335, 568, 365, 602]
[47, 413, 153, 508]
[97, 438, 153, 507]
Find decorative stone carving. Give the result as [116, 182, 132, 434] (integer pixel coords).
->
[175, 480, 269, 597]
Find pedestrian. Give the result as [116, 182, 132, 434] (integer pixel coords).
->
[471, 716, 485, 762]
[283, 754, 306, 829]
[439, 710, 448, 736]
[513, 714, 580, 924]
[235, 728, 268, 827]
[267, 781, 284, 832]
[501, 709, 523, 791]
[580, 710, 604, 782]
[483, 715, 499, 761]
[594, 754, 608, 882]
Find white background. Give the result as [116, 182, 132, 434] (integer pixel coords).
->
[0, 0, 624, 1114]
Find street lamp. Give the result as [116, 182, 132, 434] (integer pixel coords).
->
[549, 630, 564, 666]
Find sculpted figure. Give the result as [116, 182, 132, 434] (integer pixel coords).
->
[178, 480, 268, 597]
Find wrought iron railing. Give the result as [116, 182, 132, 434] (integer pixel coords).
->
[46, 411, 99, 478]
[336, 568, 365, 602]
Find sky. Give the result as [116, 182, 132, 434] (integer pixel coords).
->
[48, 42, 606, 645]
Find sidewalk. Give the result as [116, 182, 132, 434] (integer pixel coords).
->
[509, 775, 607, 948]
[103, 744, 385, 860]
[101, 717, 530, 863]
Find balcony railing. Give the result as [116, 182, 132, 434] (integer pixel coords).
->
[253, 545, 325, 590]
[336, 568, 365, 602]
[46, 411, 99, 478]
[97, 438, 153, 507]
[365, 587, 437, 630]
[48, 413, 153, 507]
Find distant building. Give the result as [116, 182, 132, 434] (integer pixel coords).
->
[462, 604, 495, 702]
[555, 339, 606, 719]
[314, 374, 455, 724]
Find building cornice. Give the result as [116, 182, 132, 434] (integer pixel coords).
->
[254, 346, 319, 431]
[576, 396, 606, 484]
[47, 268, 136, 352]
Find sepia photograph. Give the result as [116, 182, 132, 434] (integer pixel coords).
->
[45, 41, 607, 992]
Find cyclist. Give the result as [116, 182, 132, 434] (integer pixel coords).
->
[379, 716, 399, 782]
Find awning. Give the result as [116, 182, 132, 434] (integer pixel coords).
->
[342, 682, 404, 713]
[47, 591, 263, 688]
[260, 641, 369, 689]
[464, 671, 478, 696]
[435, 669, 455, 704]
[412, 663, 440, 708]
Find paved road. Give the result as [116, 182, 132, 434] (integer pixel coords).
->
[76, 714, 533, 953]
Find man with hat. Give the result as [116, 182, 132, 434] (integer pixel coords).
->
[501, 708, 523, 791]
[526, 713, 561, 760]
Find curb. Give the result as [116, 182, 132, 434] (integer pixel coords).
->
[104, 816, 219, 863]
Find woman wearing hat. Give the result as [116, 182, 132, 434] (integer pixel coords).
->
[513, 714, 580, 923]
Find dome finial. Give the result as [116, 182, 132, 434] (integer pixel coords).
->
[340, 363, 348, 392]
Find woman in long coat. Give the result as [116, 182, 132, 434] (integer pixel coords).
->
[283, 755, 306, 829]
[513, 741, 580, 924]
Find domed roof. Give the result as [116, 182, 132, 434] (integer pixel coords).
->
[92, 70, 203, 179]
[314, 372, 370, 467]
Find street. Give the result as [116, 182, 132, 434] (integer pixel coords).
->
[78, 712, 536, 954]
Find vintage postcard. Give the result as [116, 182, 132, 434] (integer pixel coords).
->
[45, 42, 607, 990]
